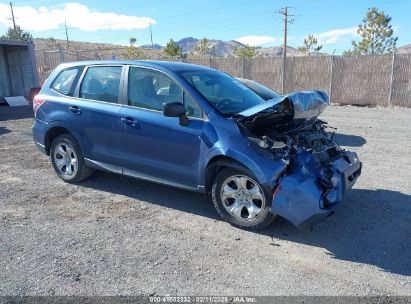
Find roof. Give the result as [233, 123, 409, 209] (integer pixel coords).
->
[57, 60, 213, 73]
[0, 39, 34, 47]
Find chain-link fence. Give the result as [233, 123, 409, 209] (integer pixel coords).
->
[245, 57, 283, 93]
[35, 48, 411, 107]
[36, 49, 95, 83]
[391, 54, 411, 107]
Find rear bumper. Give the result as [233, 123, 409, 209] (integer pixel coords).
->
[34, 141, 47, 155]
[32, 119, 48, 155]
[271, 151, 362, 228]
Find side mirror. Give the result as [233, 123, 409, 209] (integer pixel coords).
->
[162, 102, 189, 126]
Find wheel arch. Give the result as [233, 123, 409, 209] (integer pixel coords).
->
[204, 155, 255, 193]
[44, 126, 75, 155]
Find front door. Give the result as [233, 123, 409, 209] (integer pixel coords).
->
[120, 66, 205, 188]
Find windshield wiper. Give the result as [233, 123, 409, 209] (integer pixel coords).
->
[222, 111, 241, 116]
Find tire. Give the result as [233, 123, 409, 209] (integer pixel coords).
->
[50, 133, 93, 183]
[212, 168, 276, 230]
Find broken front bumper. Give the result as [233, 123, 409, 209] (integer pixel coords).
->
[271, 151, 362, 228]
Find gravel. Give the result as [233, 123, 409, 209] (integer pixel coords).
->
[0, 105, 410, 296]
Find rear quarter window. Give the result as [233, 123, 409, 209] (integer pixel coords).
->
[51, 67, 80, 96]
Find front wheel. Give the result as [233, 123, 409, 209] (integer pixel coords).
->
[50, 133, 93, 183]
[212, 168, 275, 229]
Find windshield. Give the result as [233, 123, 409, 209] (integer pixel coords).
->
[237, 78, 280, 101]
[178, 69, 265, 114]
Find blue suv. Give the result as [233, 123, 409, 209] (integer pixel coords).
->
[33, 60, 361, 229]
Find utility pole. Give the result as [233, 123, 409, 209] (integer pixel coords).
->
[283, 6, 288, 65]
[277, 6, 294, 94]
[149, 21, 154, 49]
[9, 2, 16, 30]
[64, 19, 70, 50]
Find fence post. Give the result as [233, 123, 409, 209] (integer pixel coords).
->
[43, 50, 47, 67]
[76, 50, 80, 61]
[241, 57, 245, 78]
[208, 56, 212, 68]
[388, 52, 396, 107]
[58, 45, 64, 63]
[329, 55, 334, 103]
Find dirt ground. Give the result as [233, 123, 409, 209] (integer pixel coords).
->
[0, 105, 410, 296]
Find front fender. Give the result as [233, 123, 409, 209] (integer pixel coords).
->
[224, 148, 286, 186]
[202, 146, 286, 190]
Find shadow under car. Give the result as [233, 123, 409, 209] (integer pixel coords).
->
[79, 172, 411, 276]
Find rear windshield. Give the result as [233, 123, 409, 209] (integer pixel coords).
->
[178, 69, 264, 115]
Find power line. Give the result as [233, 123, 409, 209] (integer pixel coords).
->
[4, 0, 174, 36]
[92, 2, 266, 44]
[10, 0, 54, 5]
[97, 10, 272, 44]
[12, 0, 258, 37]
[70, 0, 258, 32]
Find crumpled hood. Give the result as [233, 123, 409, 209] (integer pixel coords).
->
[238, 90, 329, 119]
[235, 90, 329, 130]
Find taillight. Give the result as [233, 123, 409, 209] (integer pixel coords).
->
[33, 95, 45, 115]
[29, 87, 41, 102]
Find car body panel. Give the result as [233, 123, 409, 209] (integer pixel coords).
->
[272, 150, 361, 228]
[34, 93, 125, 167]
[238, 90, 329, 120]
[119, 105, 205, 186]
[33, 60, 361, 229]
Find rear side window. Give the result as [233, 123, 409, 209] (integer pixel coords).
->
[51, 68, 79, 95]
[79, 66, 122, 103]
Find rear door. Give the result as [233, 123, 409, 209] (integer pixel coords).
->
[53, 65, 125, 170]
[119, 66, 205, 188]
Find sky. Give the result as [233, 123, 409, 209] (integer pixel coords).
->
[0, 0, 410, 54]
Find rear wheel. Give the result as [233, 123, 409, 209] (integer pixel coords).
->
[50, 134, 93, 183]
[212, 168, 275, 229]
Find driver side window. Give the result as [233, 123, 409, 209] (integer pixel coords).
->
[128, 67, 182, 111]
[128, 67, 203, 118]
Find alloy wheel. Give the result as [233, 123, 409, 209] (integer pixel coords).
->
[53, 142, 78, 176]
[220, 175, 265, 221]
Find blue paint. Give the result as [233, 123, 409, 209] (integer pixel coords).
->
[33, 60, 361, 228]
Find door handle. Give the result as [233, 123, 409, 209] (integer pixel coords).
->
[68, 106, 81, 115]
[121, 117, 138, 126]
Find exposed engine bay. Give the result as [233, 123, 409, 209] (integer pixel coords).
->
[249, 118, 340, 164]
[235, 90, 362, 219]
[244, 117, 349, 195]
[236, 91, 341, 169]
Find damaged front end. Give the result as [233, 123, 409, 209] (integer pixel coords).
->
[236, 90, 362, 228]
